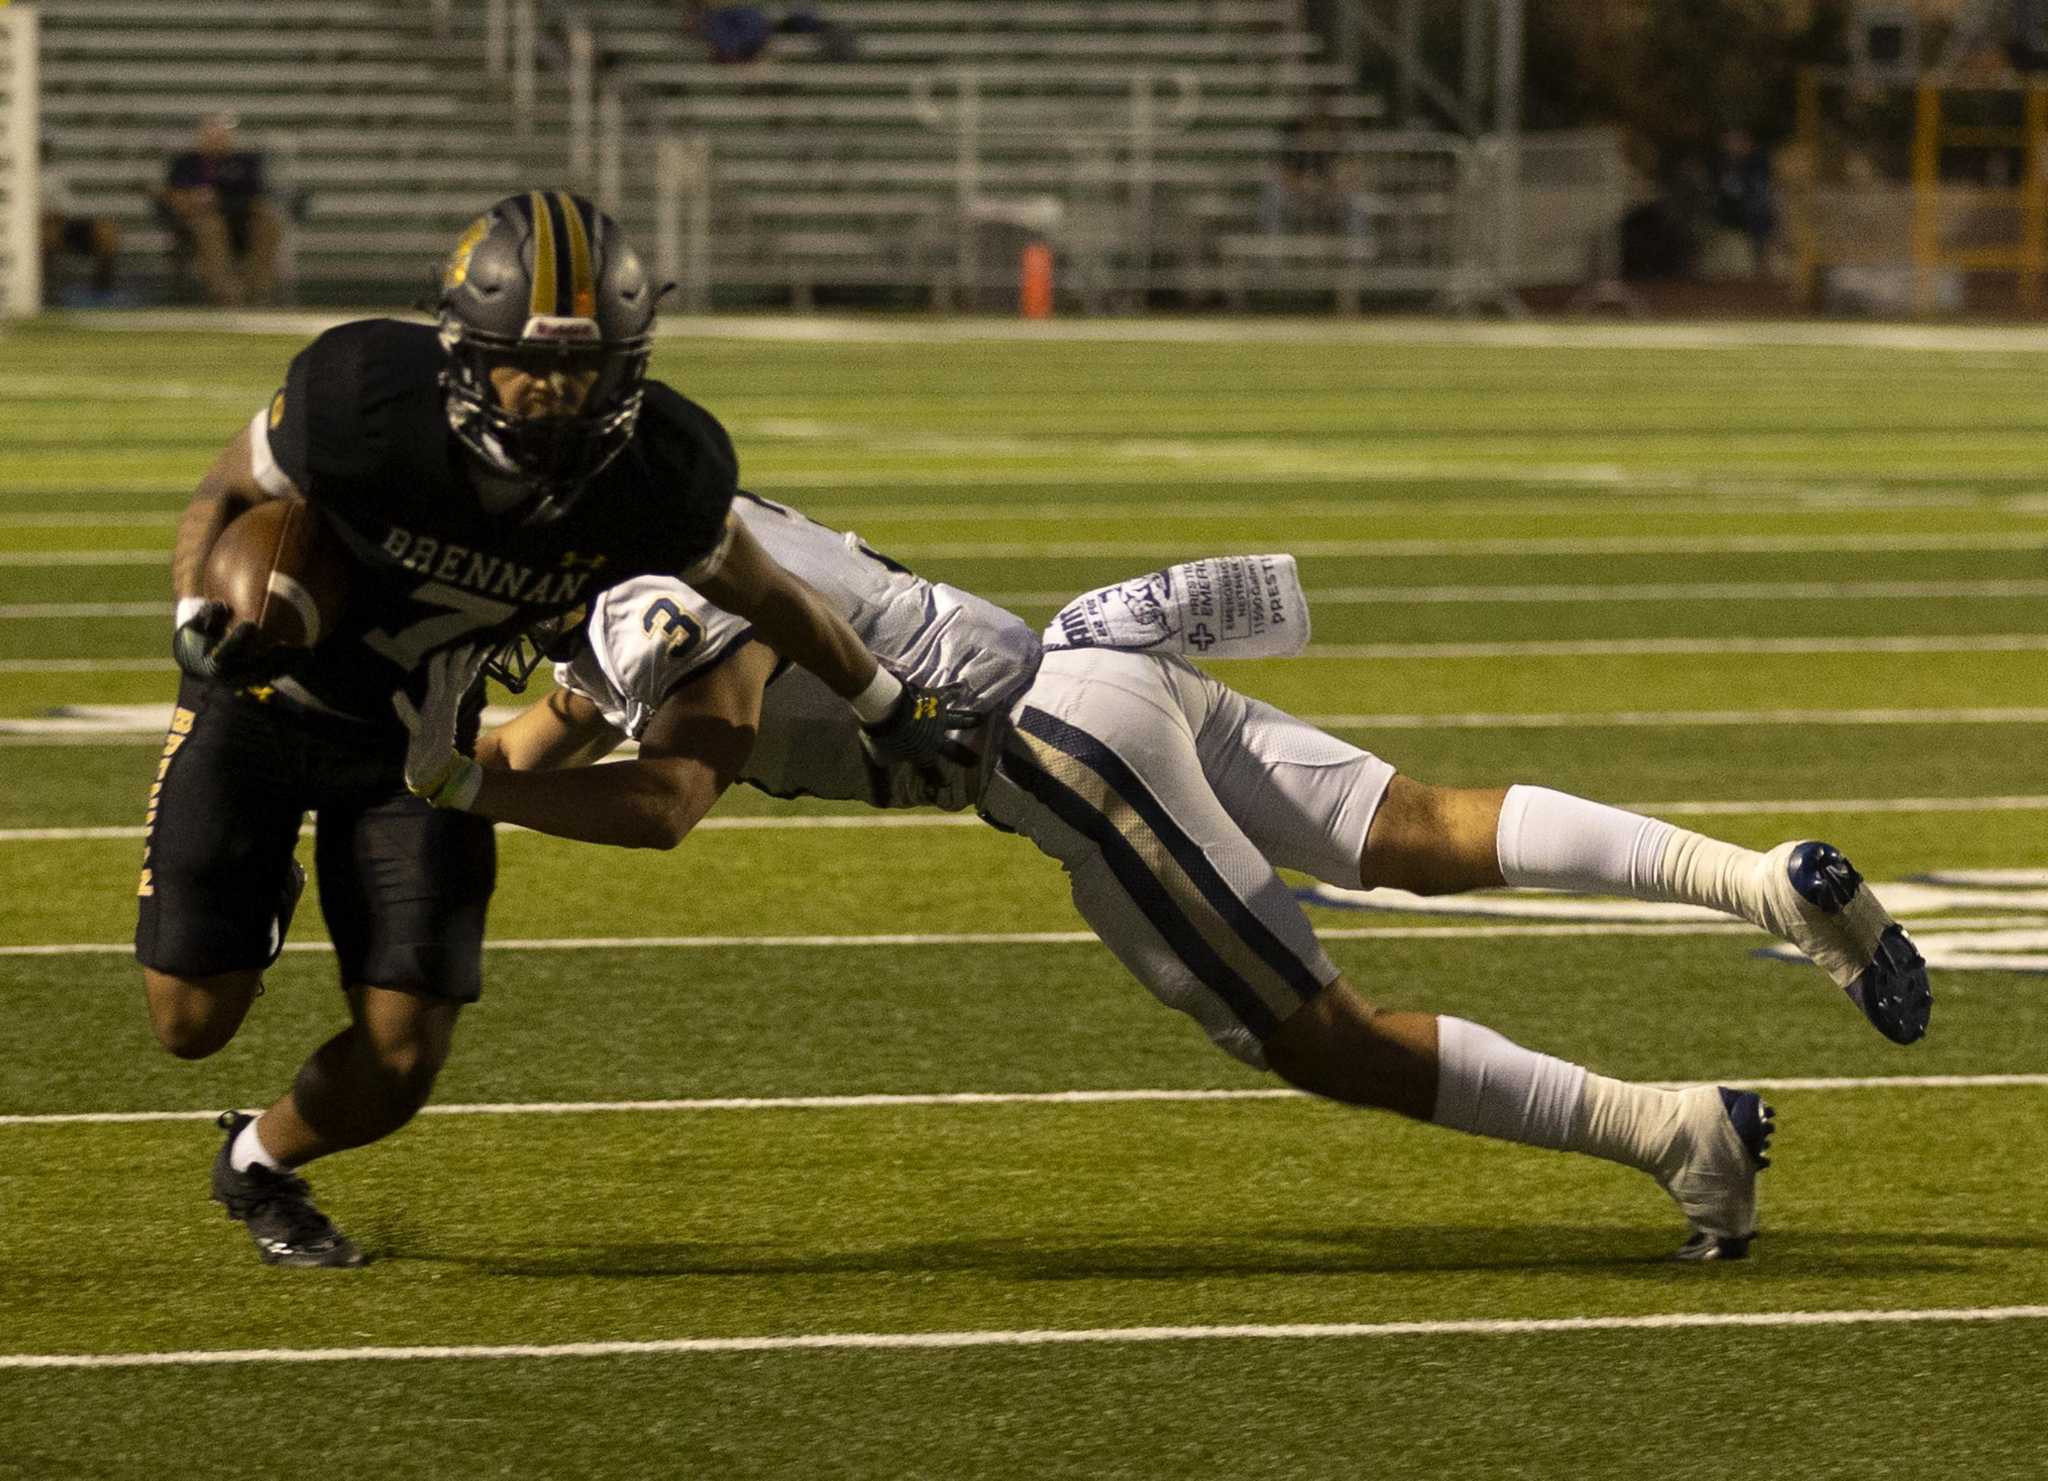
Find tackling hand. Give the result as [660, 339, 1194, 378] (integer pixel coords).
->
[391, 644, 488, 810]
[859, 680, 985, 767]
[171, 599, 299, 688]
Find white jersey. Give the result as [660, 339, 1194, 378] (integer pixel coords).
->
[558, 492, 1392, 1070]
[556, 492, 1042, 804]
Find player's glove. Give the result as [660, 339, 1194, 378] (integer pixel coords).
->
[171, 598, 299, 689]
[391, 644, 488, 811]
[859, 679, 985, 767]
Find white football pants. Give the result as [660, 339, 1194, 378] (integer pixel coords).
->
[979, 647, 1395, 1067]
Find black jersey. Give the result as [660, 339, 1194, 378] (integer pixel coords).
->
[263, 318, 736, 727]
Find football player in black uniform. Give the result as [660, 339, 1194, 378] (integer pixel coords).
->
[137, 191, 965, 1267]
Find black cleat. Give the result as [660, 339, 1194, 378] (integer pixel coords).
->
[265, 861, 306, 967]
[209, 1111, 365, 1268]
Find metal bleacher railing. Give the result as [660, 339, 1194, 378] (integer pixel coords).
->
[25, 0, 1627, 315]
[1, 1, 40, 317]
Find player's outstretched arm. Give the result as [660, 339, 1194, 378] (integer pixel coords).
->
[692, 515, 881, 702]
[692, 515, 978, 763]
[413, 641, 777, 850]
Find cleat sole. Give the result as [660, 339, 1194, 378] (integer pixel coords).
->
[1847, 924, 1933, 1046]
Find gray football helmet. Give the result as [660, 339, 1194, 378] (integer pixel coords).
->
[436, 191, 656, 524]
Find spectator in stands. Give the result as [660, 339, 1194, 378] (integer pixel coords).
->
[1708, 127, 1777, 279]
[156, 114, 281, 307]
[1260, 100, 1371, 250]
[40, 157, 122, 304]
[780, 3, 859, 62]
[681, 1, 857, 64]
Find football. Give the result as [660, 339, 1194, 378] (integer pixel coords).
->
[203, 497, 348, 648]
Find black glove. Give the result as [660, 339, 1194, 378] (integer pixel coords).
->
[860, 681, 985, 766]
[171, 600, 297, 688]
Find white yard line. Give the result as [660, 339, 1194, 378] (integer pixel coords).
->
[6, 1076, 2046, 1130]
[1629, 795, 2048, 815]
[1290, 634, 2048, 661]
[0, 513, 177, 529]
[0, 923, 1768, 957]
[0, 816, 987, 842]
[5, 532, 2042, 568]
[886, 533, 2046, 559]
[8, 582, 2048, 622]
[10, 794, 2048, 845]
[1303, 707, 2048, 730]
[6, 1305, 2048, 1371]
[0, 602, 168, 619]
[9, 703, 2047, 744]
[986, 579, 2048, 607]
[0, 550, 162, 565]
[8, 634, 2045, 677]
[0, 659, 170, 673]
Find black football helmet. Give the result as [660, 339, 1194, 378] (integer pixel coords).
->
[437, 191, 656, 524]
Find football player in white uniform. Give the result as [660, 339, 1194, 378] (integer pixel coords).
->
[397, 492, 1932, 1261]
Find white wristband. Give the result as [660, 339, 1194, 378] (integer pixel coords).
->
[175, 596, 208, 629]
[849, 664, 904, 724]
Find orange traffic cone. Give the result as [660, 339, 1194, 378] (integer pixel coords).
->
[1020, 241, 1054, 319]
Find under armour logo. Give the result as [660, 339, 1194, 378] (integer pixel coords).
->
[558, 551, 608, 570]
[1187, 623, 1216, 651]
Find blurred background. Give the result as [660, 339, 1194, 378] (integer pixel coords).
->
[11, 0, 2048, 320]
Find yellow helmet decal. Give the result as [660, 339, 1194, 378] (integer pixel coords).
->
[527, 189, 557, 318]
[556, 191, 597, 320]
[443, 214, 490, 292]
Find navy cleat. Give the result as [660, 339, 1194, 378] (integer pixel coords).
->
[1761, 840, 1931, 1046]
[1659, 1087, 1774, 1263]
[209, 1111, 364, 1269]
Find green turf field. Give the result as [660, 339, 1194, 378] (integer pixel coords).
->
[3, 315, 2048, 1480]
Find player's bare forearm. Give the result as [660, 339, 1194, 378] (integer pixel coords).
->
[470, 642, 772, 849]
[694, 519, 878, 699]
[173, 424, 286, 597]
[471, 756, 723, 849]
[478, 690, 622, 772]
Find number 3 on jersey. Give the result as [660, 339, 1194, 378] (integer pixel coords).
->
[363, 580, 520, 670]
[643, 597, 703, 658]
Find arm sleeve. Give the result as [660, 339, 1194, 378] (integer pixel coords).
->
[248, 403, 295, 496]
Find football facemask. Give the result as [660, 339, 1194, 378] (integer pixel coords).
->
[436, 191, 657, 525]
[480, 602, 590, 694]
[440, 319, 650, 525]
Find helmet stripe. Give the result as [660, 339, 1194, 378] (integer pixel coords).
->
[527, 188, 558, 319]
[555, 191, 597, 320]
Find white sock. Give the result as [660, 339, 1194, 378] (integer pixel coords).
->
[1561, 1072, 1687, 1175]
[1496, 784, 1767, 925]
[1433, 1016, 1682, 1175]
[1431, 1016, 1588, 1152]
[229, 1115, 288, 1174]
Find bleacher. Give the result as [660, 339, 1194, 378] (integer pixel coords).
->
[490, 0, 1376, 305]
[36, 0, 551, 304]
[35, 0, 1405, 309]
